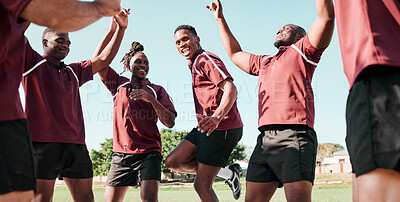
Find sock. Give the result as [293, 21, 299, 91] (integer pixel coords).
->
[217, 166, 233, 180]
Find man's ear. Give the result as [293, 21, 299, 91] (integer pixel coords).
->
[296, 33, 304, 41]
[42, 39, 48, 47]
[196, 36, 200, 44]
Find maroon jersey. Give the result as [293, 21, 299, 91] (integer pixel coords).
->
[103, 68, 176, 154]
[189, 50, 243, 130]
[0, 0, 30, 122]
[249, 35, 325, 129]
[22, 41, 93, 144]
[335, 0, 400, 87]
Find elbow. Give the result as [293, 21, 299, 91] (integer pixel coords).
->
[166, 119, 175, 128]
[92, 57, 109, 69]
[164, 112, 176, 128]
[325, 14, 335, 23]
[45, 17, 63, 31]
[230, 82, 238, 99]
[323, 8, 335, 23]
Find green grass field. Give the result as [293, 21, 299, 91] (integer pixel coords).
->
[53, 174, 353, 202]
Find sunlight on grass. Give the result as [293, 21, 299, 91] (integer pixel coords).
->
[53, 175, 353, 201]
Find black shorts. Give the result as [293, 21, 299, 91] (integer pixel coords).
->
[184, 127, 243, 167]
[33, 142, 93, 180]
[0, 119, 36, 194]
[346, 65, 400, 177]
[246, 125, 317, 187]
[106, 151, 162, 187]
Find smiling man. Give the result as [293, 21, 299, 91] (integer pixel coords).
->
[207, 0, 334, 201]
[21, 10, 128, 202]
[165, 25, 243, 201]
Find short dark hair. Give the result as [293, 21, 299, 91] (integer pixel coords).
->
[42, 28, 68, 40]
[120, 41, 144, 72]
[295, 26, 306, 38]
[174, 25, 197, 37]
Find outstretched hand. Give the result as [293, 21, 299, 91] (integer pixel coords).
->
[206, 0, 223, 20]
[196, 114, 221, 136]
[113, 8, 130, 29]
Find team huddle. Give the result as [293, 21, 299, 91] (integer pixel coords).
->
[1, 0, 400, 201]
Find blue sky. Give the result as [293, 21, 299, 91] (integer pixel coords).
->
[22, 0, 349, 154]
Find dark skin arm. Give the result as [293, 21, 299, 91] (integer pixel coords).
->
[206, 0, 252, 74]
[91, 9, 129, 76]
[130, 90, 176, 128]
[307, 0, 335, 49]
[20, 0, 121, 32]
[206, 0, 335, 73]
[197, 79, 237, 136]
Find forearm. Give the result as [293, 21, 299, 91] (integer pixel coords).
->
[217, 16, 242, 58]
[308, 0, 335, 48]
[92, 26, 126, 74]
[217, 16, 251, 73]
[211, 82, 237, 121]
[93, 26, 116, 59]
[316, 0, 335, 21]
[20, 0, 120, 32]
[150, 99, 176, 128]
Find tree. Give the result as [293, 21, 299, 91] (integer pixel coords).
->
[160, 129, 188, 173]
[227, 143, 246, 165]
[90, 138, 113, 176]
[316, 143, 345, 164]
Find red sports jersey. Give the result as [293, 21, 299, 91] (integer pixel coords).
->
[103, 68, 176, 154]
[335, 0, 400, 87]
[249, 35, 325, 129]
[22, 41, 93, 144]
[188, 50, 243, 131]
[0, 0, 31, 122]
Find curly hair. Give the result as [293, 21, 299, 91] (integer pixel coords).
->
[120, 41, 144, 73]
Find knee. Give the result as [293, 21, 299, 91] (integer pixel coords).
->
[80, 192, 94, 202]
[193, 179, 211, 194]
[165, 155, 176, 170]
[140, 192, 158, 202]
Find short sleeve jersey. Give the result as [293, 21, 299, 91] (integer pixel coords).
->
[103, 68, 177, 154]
[22, 41, 93, 144]
[189, 50, 243, 131]
[0, 0, 31, 122]
[249, 35, 325, 129]
[334, 0, 400, 88]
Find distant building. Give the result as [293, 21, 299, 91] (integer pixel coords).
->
[316, 150, 352, 174]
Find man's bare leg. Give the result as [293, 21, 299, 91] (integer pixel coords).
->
[165, 140, 197, 174]
[0, 190, 33, 202]
[34, 179, 56, 202]
[355, 168, 400, 202]
[63, 177, 94, 202]
[104, 186, 129, 202]
[284, 180, 312, 202]
[245, 181, 279, 202]
[194, 163, 221, 202]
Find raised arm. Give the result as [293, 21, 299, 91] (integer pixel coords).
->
[197, 79, 237, 136]
[207, 0, 252, 74]
[20, 0, 121, 32]
[92, 9, 129, 77]
[307, 0, 335, 49]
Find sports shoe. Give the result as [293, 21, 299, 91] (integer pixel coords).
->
[225, 163, 242, 200]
